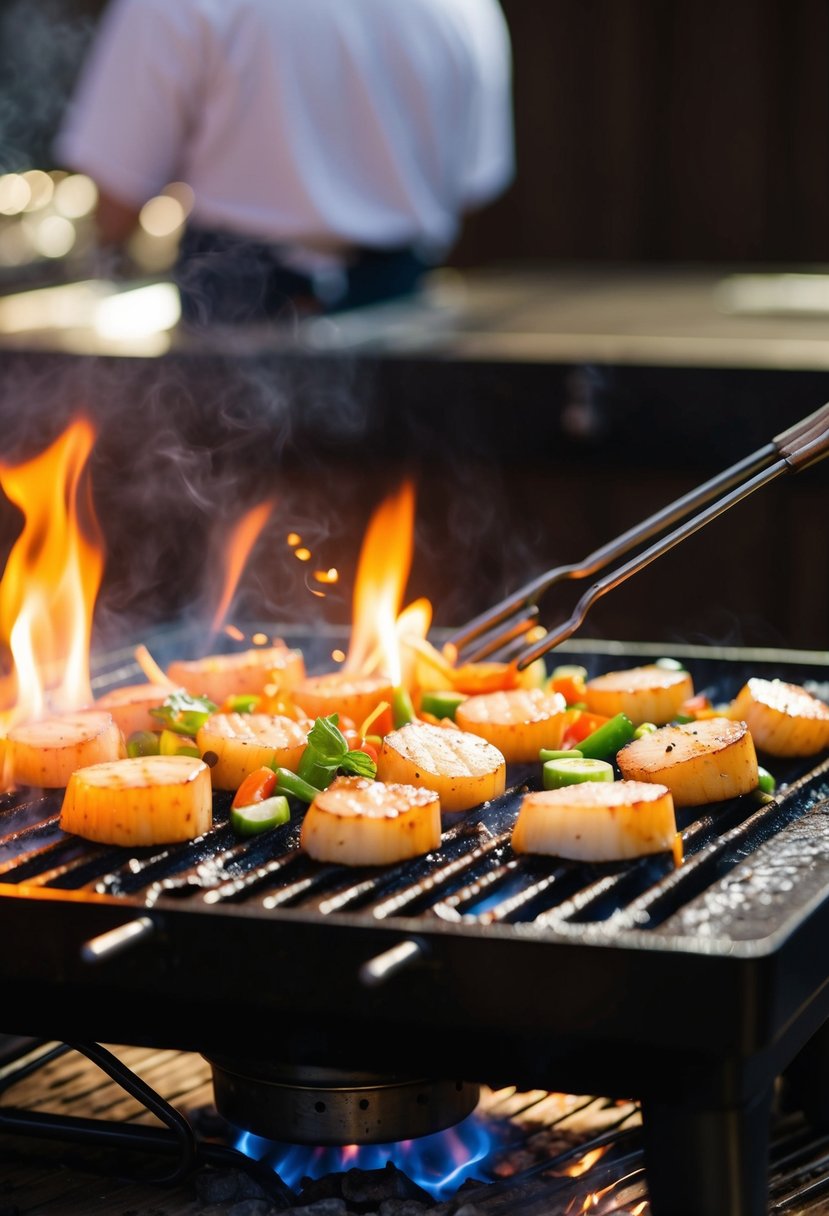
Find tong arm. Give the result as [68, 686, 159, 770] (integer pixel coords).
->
[515, 405, 829, 669]
[776, 400, 829, 469]
[447, 442, 774, 655]
[448, 402, 829, 665]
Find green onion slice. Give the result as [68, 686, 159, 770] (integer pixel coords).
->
[230, 795, 291, 837]
[757, 765, 776, 794]
[126, 730, 160, 758]
[542, 757, 615, 789]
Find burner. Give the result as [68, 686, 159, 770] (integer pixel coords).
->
[204, 1055, 480, 1145]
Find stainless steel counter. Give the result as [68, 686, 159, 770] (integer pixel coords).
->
[4, 263, 829, 370]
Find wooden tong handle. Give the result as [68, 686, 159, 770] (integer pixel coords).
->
[775, 401, 829, 470]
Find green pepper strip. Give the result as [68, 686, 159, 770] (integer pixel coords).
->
[392, 686, 416, 727]
[273, 767, 321, 805]
[577, 712, 636, 761]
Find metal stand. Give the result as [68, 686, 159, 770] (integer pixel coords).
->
[0, 1038, 294, 1201]
[642, 1084, 773, 1216]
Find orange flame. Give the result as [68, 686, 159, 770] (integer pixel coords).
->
[210, 499, 274, 633]
[344, 480, 417, 685]
[578, 1179, 620, 1212]
[565, 1145, 609, 1178]
[0, 418, 103, 724]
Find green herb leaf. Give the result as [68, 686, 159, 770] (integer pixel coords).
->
[294, 714, 378, 791]
[305, 714, 348, 763]
[150, 690, 218, 736]
[340, 749, 377, 779]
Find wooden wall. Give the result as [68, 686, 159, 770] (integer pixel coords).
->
[454, 0, 829, 266]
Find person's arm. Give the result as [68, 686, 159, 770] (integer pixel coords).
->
[94, 188, 141, 248]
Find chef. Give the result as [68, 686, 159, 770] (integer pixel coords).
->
[54, 0, 515, 326]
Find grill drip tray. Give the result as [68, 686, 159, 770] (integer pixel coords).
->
[205, 1055, 480, 1144]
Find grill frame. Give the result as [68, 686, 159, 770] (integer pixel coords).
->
[0, 632, 826, 1073]
[1, 630, 829, 1215]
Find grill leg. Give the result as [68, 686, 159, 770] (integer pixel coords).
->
[779, 1017, 829, 1130]
[641, 1084, 772, 1216]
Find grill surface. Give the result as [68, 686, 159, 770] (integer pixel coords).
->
[1, 630, 829, 1215]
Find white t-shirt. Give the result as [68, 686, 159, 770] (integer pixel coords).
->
[55, 0, 515, 255]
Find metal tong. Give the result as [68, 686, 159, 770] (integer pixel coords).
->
[446, 402, 829, 670]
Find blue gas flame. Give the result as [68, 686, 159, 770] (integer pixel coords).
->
[234, 1111, 495, 1201]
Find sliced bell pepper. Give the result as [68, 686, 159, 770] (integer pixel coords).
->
[126, 730, 161, 758]
[575, 712, 636, 761]
[159, 728, 199, 758]
[547, 664, 588, 706]
[343, 730, 379, 765]
[560, 709, 612, 750]
[452, 661, 520, 694]
[678, 693, 714, 719]
[231, 765, 277, 809]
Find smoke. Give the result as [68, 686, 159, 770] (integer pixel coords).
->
[9, 345, 374, 653]
[0, 296, 540, 661]
[0, 0, 96, 171]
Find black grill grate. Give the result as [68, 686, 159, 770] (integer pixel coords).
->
[2, 632, 829, 1216]
[2, 747, 828, 942]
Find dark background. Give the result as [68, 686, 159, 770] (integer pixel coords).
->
[458, 0, 829, 268]
[2, 0, 829, 269]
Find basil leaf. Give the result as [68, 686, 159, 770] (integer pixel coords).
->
[305, 714, 348, 763]
[339, 749, 377, 779]
[295, 713, 377, 792]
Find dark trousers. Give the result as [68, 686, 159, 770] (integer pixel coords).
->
[173, 227, 431, 326]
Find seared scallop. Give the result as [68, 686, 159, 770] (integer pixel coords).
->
[300, 774, 441, 865]
[454, 687, 568, 763]
[6, 710, 125, 788]
[376, 719, 506, 812]
[60, 754, 212, 846]
[617, 717, 759, 806]
[197, 712, 308, 790]
[167, 645, 305, 703]
[584, 664, 694, 726]
[290, 672, 394, 734]
[94, 683, 174, 738]
[512, 779, 678, 862]
[728, 678, 829, 757]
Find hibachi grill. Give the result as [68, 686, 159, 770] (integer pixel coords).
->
[1, 631, 829, 1215]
